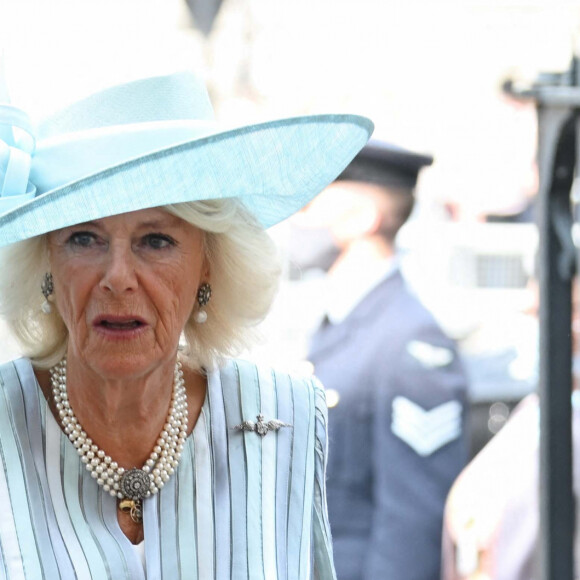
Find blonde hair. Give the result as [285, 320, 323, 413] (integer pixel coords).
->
[0, 199, 281, 371]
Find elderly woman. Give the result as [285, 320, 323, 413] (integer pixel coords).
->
[0, 72, 372, 579]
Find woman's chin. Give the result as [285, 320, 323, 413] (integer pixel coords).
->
[70, 345, 168, 381]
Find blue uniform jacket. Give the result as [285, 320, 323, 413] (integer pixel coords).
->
[308, 270, 469, 580]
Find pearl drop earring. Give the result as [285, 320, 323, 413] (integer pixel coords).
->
[195, 283, 211, 324]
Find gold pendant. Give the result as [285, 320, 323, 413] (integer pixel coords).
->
[119, 498, 143, 523]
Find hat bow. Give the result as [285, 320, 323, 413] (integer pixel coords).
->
[0, 104, 36, 213]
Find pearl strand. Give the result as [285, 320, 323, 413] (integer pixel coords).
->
[50, 358, 188, 502]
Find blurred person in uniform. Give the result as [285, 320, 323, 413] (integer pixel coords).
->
[303, 141, 470, 580]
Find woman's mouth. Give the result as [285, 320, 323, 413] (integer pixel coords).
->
[93, 316, 148, 338]
[99, 320, 143, 330]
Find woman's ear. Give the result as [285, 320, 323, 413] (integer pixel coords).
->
[201, 256, 211, 283]
[44, 235, 53, 270]
[200, 234, 211, 281]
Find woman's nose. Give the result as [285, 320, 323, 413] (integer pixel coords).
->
[99, 244, 138, 294]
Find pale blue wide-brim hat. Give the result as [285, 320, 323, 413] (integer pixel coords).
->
[0, 72, 373, 247]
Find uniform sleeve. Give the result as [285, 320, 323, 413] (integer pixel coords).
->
[364, 325, 469, 580]
[311, 376, 337, 580]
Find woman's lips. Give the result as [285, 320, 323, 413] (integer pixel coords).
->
[100, 320, 142, 330]
[92, 316, 148, 339]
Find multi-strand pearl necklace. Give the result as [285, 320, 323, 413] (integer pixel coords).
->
[50, 358, 188, 523]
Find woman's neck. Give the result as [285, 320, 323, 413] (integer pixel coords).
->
[70, 358, 177, 468]
[36, 355, 206, 470]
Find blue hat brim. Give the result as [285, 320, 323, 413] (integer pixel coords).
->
[0, 113, 372, 247]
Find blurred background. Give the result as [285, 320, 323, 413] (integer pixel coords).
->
[1, 0, 579, 455]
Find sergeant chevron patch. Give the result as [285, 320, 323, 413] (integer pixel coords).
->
[391, 396, 462, 456]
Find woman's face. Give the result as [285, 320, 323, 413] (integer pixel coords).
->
[48, 208, 208, 379]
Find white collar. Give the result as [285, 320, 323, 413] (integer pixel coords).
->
[326, 256, 399, 325]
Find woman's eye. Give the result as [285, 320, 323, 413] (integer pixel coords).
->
[67, 231, 98, 248]
[143, 233, 176, 250]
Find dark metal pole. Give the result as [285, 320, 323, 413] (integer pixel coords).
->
[505, 63, 578, 580]
[537, 107, 575, 580]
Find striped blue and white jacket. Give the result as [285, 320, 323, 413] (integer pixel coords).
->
[0, 358, 335, 579]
